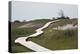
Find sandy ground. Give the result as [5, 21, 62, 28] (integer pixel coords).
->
[53, 24, 77, 30]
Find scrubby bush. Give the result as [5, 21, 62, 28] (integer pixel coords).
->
[66, 16, 70, 19]
[14, 20, 21, 23]
[52, 17, 56, 20]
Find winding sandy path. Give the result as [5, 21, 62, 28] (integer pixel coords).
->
[15, 20, 59, 52]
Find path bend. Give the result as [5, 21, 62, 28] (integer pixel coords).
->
[15, 20, 59, 52]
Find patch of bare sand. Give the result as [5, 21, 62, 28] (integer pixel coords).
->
[18, 23, 44, 28]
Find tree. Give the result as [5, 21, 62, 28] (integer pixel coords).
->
[58, 9, 65, 19]
[58, 9, 64, 17]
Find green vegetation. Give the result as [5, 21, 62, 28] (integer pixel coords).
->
[29, 19, 78, 50]
[11, 19, 51, 53]
[11, 18, 78, 53]
[11, 28, 36, 53]
[29, 29, 78, 50]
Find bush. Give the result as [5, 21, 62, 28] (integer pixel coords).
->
[52, 17, 56, 20]
[14, 20, 21, 23]
[66, 16, 70, 19]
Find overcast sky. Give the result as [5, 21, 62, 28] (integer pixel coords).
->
[11, 1, 78, 21]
